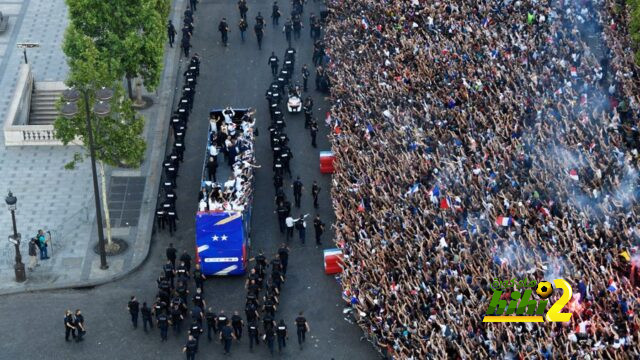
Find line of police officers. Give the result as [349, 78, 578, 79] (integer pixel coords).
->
[156, 53, 200, 237]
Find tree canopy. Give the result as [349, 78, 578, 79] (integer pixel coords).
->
[64, 0, 169, 91]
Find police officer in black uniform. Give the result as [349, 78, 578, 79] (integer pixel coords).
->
[183, 334, 198, 360]
[292, 13, 302, 40]
[205, 307, 217, 341]
[295, 312, 309, 349]
[254, 22, 264, 50]
[156, 207, 166, 232]
[283, 18, 293, 47]
[310, 118, 319, 148]
[313, 214, 325, 245]
[216, 311, 228, 335]
[268, 52, 279, 76]
[277, 243, 290, 275]
[189, 321, 203, 350]
[302, 64, 310, 92]
[247, 319, 260, 351]
[141, 302, 153, 332]
[181, 35, 191, 57]
[163, 260, 176, 288]
[292, 177, 303, 208]
[158, 312, 169, 342]
[231, 311, 243, 340]
[238, 0, 248, 20]
[276, 319, 288, 353]
[271, 1, 280, 26]
[168, 20, 177, 47]
[218, 18, 229, 46]
[275, 201, 288, 233]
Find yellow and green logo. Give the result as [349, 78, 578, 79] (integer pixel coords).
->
[483, 279, 572, 323]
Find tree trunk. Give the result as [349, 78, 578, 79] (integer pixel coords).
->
[98, 161, 113, 248]
[126, 75, 133, 99]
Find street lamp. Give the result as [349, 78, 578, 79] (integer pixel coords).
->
[61, 86, 114, 270]
[5, 191, 26, 282]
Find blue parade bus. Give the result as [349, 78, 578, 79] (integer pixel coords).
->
[195, 108, 253, 276]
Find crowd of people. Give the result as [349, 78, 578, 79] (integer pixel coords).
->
[199, 107, 259, 213]
[323, 0, 640, 358]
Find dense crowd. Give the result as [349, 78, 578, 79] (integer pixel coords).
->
[324, 0, 640, 358]
[199, 108, 259, 213]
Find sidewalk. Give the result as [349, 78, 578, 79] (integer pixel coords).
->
[0, 0, 186, 295]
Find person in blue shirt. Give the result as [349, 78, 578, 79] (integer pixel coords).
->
[37, 229, 49, 260]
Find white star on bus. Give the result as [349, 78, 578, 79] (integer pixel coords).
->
[212, 235, 219, 241]
[221, 235, 228, 241]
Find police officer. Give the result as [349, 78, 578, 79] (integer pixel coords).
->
[314, 215, 325, 245]
[158, 311, 169, 342]
[255, 12, 265, 27]
[141, 302, 153, 332]
[245, 299, 259, 323]
[268, 52, 279, 76]
[309, 13, 317, 37]
[275, 201, 288, 233]
[163, 260, 176, 288]
[156, 208, 166, 232]
[271, 1, 280, 26]
[292, 177, 303, 208]
[310, 118, 319, 148]
[312, 20, 322, 41]
[263, 295, 277, 317]
[276, 319, 288, 353]
[176, 260, 189, 281]
[218, 18, 229, 46]
[180, 250, 192, 273]
[281, 145, 293, 178]
[254, 22, 264, 50]
[166, 208, 177, 236]
[220, 320, 235, 355]
[238, 18, 248, 42]
[216, 311, 228, 335]
[174, 140, 185, 163]
[181, 35, 191, 57]
[278, 243, 290, 275]
[295, 312, 309, 349]
[128, 296, 140, 329]
[193, 263, 206, 293]
[292, 13, 302, 40]
[168, 20, 177, 47]
[231, 311, 243, 340]
[205, 307, 217, 341]
[247, 319, 260, 351]
[192, 287, 206, 311]
[152, 296, 168, 320]
[166, 243, 177, 267]
[283, 18, 293, 47]
[301, 64, 310, 92]
[189, 321, 203, 350]
[183, 334, 198, 360]
[171, 304, 184, 334]
[263, 315, 276, 355]
[238, 0, 248, 20]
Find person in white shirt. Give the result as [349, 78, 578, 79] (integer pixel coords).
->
[223, 107, 235, 124]
[285, 216, 295, 241]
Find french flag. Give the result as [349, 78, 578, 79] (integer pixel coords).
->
[333, 118, 342, 135]
[453, 196, 463, 212]
[439, 196, 451, 210]
[405, 182, 420, 197]
[570, 67, 577, 77]
[357, 199, 365, 213]
[429, 185, 440, 203]
[496, 216, 513, 227]
[325, 112, 332, 126]
[361, 17, 369, 30]
[364, 123, 374, 140]
[569, 169, 579, 181]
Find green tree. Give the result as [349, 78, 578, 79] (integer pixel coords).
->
[55, 29, 146, 251]
[65, 0, 169, 97]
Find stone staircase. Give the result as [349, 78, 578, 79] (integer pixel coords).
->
[28, 88, 63, 125]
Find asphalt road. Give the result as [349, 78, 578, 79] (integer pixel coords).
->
[0, 1, 379, 359]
